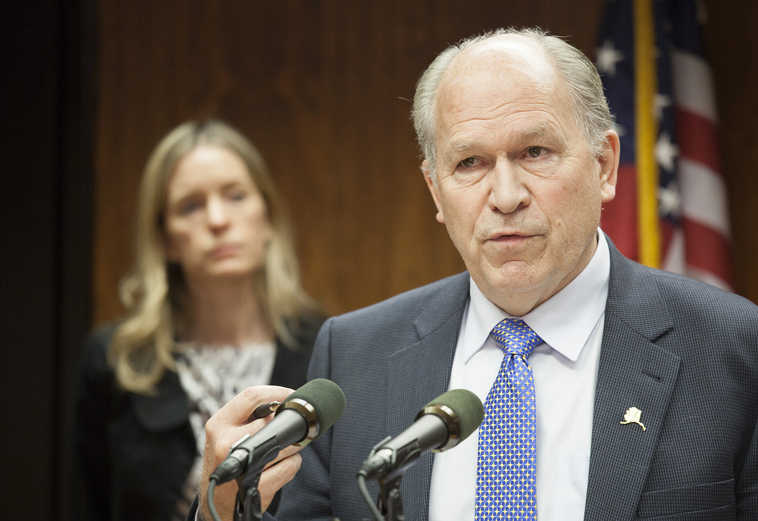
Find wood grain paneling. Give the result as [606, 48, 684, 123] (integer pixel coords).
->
[702, 0, 758, 302]
[94, 0, 757, 326]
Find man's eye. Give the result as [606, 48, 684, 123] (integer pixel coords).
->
[526, 146, 545, 158]
[458, 157, 480, 169]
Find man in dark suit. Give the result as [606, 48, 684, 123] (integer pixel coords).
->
[197, 27, 758, 521]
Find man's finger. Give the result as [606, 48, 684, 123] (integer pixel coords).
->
[210, 385, 294, 426]
[259, 453, 303, 512]
[262, 443, 302, 470]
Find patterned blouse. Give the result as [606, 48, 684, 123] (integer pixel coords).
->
[173, 341, 276, 520]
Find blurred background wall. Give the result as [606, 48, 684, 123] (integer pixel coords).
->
[4, 1, 757, 519]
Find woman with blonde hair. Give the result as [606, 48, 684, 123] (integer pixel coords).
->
[74, 120, 322, 521]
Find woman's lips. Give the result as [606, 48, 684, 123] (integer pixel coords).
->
[209, 244, 241, 258]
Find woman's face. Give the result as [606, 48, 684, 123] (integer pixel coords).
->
[163, 145, 271, 283]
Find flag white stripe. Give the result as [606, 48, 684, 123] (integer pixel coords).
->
[678, 157, 731, 236]
[662, 227, 686, 275]
[672, 50, 717, 122]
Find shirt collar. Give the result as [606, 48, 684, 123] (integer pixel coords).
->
[459, 230, 610, 363]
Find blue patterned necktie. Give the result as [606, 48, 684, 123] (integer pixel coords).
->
[475, 318, 542, 521]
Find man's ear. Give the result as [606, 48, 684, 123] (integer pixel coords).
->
[421, 160, 445, 224]
[597, 130, 620, 203]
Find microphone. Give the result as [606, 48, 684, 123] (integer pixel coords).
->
[358, 388, 484, 480]
[211, 378, 346, 484]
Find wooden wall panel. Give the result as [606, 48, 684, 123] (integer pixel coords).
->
[94, 0, 756, 326]
[702, 0, 758, 302]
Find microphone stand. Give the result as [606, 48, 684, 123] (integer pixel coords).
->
[233, 437, 280, 521]
[362, 436, 420, 521]
[376, 473, 405, 521]
[235, 470, 263, 521]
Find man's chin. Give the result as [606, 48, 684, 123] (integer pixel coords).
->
[471, 264, 547, 309]
[488, 259, 537, 285]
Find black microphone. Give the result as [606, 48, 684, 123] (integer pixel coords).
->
[358, 388, 484, 480]
[211, 378, 346, 484]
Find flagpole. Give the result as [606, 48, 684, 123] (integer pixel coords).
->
[634, 0, 660, 268]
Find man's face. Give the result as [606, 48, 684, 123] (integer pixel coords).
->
[424, 37, 619, 315]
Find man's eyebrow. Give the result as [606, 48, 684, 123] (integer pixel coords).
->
[439, 141, 476, 164]
[519, 124, 552, 141]
[449, 141, 475, 153]
[447, 125, 554, 149]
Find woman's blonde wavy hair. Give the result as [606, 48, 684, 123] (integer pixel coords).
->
[109, 120, 317, 394]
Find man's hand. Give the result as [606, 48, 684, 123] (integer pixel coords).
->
[198, 385, 304, 521]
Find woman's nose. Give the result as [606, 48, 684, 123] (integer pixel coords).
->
[206, 196, 231, 229]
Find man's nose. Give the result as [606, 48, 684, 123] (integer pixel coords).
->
[488, 158, 531, 214]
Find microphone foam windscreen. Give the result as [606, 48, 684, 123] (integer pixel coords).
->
[284, 378, 347, 432]
[428, 389, 484, 441]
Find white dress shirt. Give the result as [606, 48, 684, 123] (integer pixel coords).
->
[429, 231, 611, 521]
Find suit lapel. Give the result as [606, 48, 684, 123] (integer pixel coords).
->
[584, 244, 681, 521]
[385, 273, 469, 521]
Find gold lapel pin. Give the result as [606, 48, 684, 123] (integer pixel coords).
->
[620, 406, 646, 431]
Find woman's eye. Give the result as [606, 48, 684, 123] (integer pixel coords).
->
[228, 190, 247, 201]
[458, 157, 480, 169]
[177, 200, 202, 215]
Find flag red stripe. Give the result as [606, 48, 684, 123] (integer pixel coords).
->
[602, 164, 638, 260]
[675, 107, 722, 174]
[682, 217, 733, 285]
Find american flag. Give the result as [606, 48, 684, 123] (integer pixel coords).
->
[596, 0, 732, 289]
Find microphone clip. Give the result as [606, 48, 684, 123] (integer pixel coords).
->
[376, 472, 406, 521]
[235, 469, 263, 521]
[233, 435, 280, 521]
[361, 436, 411, 521]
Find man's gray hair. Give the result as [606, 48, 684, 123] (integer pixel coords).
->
[411, 27, 615, 174]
